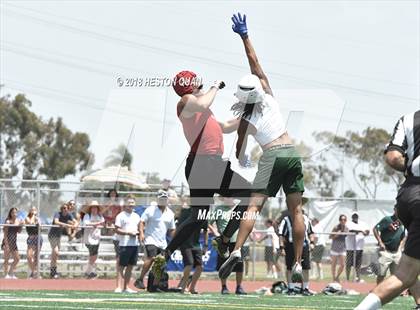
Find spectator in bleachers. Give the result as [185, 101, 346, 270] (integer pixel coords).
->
[104, 189, 121, 230]
[114, 196, 141, 293]
[2, 207, 22, 279]
[25, 206, 42, 279]
[311, 218, 325, 280]
[345, 213, 369, 282]
[373, 207, 406, 284]
[135, 190, 175, 291]
[260, 219, 280, 279]
[330, 214, 348, 283]
[48, 203, 77, 279]
[81, 200, 105, 279]
[279, 212, 314, 296]
[103, 189, 123, 291]
[209, 196, 247, 295]
[177, 196, 208, 294]
[66, 200, 81, 242]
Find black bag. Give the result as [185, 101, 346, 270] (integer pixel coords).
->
[147, 270, 169, 292]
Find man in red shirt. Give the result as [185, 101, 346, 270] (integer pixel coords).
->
[153, 72, 251, 274]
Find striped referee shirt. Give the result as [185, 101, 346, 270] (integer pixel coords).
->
[386, 110, 420, 177]
[278, 214, 313, 245]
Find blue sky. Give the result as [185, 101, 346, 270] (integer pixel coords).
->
[1, 1, 419, 199]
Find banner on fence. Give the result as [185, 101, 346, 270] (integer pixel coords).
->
[166, 235, 218, 272]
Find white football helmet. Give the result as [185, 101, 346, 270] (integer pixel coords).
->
[234, 74, 265, 104]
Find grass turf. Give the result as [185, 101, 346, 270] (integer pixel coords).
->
[0, 290, 413, 309]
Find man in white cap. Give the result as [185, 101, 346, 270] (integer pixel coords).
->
[135, 190, 176, 291]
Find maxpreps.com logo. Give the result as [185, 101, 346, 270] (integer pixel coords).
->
[197, 209, 259, 221]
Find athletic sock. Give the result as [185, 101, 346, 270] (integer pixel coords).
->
[303, 282, 309, 290]
[354, 293, 381, 310]
[86, 263, 92, 274]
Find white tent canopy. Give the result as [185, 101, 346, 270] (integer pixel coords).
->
[81, 166, 149, 189]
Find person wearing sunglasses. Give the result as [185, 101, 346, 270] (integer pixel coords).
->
[330, 215, 348, 283]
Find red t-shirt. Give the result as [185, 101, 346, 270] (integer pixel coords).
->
[178, 108, 224, 155]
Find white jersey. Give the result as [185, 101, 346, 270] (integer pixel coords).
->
[247, 94, 286, 146]
[140, 205, 176, 249]
[264, 226, 279, 249]
[345, 221, 369, 251]
[82, 213, 104, 245]
[115, 211, 141, 247]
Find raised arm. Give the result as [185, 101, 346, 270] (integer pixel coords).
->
[178, 81, 225, 116]
[232, 13, 273, 96]
[218, 118, 240, 134]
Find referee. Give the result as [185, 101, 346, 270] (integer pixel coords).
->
[356, 110, 420, 310]
[279, 211, 315, 296]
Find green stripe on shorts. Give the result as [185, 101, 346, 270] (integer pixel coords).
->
[252, 146, 304, 196]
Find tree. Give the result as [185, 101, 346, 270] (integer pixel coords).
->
[0, 94, 93, 213]
[343, 190, 357, 198]
[0, 94, 93, 180]
[315, 127, 403, 199]
[141, 172, 161, 185]
[104, 143, 133, 169]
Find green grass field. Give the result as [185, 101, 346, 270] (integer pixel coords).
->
[0, 290, 414, 310]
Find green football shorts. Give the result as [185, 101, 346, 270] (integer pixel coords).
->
[252, 145, 305, 196]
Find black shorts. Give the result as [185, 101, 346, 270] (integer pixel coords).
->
[145, 244, 164, 258]
[1, 239, 18, 252]
[216, 243, 243, 273]
[27, 235, 43, 249]
[285, 243, 310, 270]
[113, 240, 120, 257]
[119, 246, 139, 267]
[346, 250, 363, 268]
[395, 181, 420, 259]
[241, 245, 250, 260]
[86, 244, 99, 256]
[312, 245, 325, 263]
[185, 155, 251, 204]
[181, 248, 203, 267]
[48, 236, 61, 249]
[264, 246, 280, 263]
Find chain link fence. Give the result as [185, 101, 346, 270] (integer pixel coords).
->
[1, 180, 400, 285]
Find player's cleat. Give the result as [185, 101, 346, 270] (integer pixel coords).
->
[114, 287, 123, 293]
[291, 262, 303, 283]
[287, 288, 296, 295]
[235, 286, 247, 295]
[212, 236, 230, 259]
[218, 249, 242, 280]
[221, 286, 230, 295]
[190, 290, 199, 295]
[148, 286, 164, 293]
[87, 272, 97, 279]
[134, 278, 146, 289]
[151, 254, 166, 281]
[301, 288, 314, 296]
